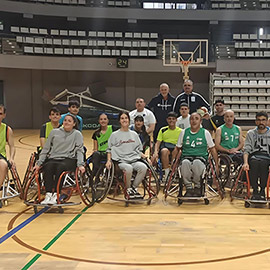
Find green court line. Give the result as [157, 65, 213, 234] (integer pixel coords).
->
[21, 206, 88, 270]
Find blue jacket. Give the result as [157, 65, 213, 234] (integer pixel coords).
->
[173, 91, 211, 116]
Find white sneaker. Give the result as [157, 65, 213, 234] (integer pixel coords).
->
[49, 193, 58, 204]
[41, 192, 52, 205]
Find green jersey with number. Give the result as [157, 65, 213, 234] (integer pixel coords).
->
[182, 127, 208, 160]
[220, 124, 240, 149]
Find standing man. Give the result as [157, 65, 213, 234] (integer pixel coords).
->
[129, 98, 156, 135]
[59, 100, 83, 131]
[243, 111, 270, 200]
[173, 79, 211, 116]
[215, 110, 244, 164]
[175, 112, 218, 197]
[147, 83, 175, 141]
[203, 99, 226, 132]
[0, 105, 15, 189]
[40, 107, 61, 148]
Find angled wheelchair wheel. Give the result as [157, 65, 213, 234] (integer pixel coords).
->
[76, 166, 95, 207]
[94, 164, 114, 203]
[164, 166, 181, 199]
[24, 173, 42, 203]
[22, 152, 38, 192]
[143, 161, 160, 196]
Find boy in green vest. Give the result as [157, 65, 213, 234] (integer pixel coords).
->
[0, 104, 15, 189]
[40, 107, 61, 148]
[176, 112, 219, 197]
[215, 110, 244, 164]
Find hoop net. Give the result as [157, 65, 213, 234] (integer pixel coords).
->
[180, 60, 192, 80]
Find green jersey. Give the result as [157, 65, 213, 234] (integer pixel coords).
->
[182, 127, 208, 161]
[92, 125, 113, 152]
[0, 123, 8, 158]
[220, 124, 240, 150]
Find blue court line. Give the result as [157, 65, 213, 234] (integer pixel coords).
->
[0, 207, 49, 244]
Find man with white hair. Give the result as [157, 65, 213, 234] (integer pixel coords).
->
[173, 79, 211, 116]
[148, 83, 175, 141]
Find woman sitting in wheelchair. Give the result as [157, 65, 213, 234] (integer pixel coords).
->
[106, 111, 150, 200]
[175, 112, 219, 197]
[91, 113, 117, 177]
[35, 114, 85, 205]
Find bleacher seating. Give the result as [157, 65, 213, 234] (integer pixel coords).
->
[9, 25, 159, 58]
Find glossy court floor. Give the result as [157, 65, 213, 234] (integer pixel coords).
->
[1, 130, 270, 270]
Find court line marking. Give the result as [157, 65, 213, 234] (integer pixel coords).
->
[9, 207, 270, 267]
[21, 206, 88, 270]
[0, 207, 48, 244]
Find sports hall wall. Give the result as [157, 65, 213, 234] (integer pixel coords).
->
[0, 66, 214, 128]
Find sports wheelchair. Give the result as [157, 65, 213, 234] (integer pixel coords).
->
[0, 164, 22, 208]
[230, 166, 270, 208]
[164, 152, 224, 205]
[24, 163, 95, 213]
[93, 159, 160, 207]
[218, 153, 243, 190]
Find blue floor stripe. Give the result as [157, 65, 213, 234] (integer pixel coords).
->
[0, 206, 49, 244]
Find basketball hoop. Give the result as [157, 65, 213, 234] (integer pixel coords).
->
[180, 60, 191, 81]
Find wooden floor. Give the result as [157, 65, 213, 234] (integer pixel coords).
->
[1, 130, 270, 270]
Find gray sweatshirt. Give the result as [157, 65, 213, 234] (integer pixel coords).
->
[107, 129, 142, 163]
[37, 127, 84, 167]
[244, 127, 270, 156]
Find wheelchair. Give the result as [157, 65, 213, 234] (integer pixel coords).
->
[96, 159, 160, 207]
[24, 163, 95, 213]
[164, 153, 224, 206]
[0, 164, 22, 208]
[230, 166, 270, 208]
[218, 153, 243, 190]
[22, 149, 39, 194]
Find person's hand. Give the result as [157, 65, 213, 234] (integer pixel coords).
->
[203, 112, 210, 120]
[78, 166, 85, 174]
[215, 164, 219, 176]
[243, 163, 249, 171]
[106, 160, 112, 170]
[228, 148, 239, 154]
[33, 165, 41, 172]
[9, 159, 16, 168]
[146, 157, 152, 165]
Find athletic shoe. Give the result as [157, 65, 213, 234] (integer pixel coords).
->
[132, 187, 143, 199]
[41, 192, 52, 205]
[193, 187, 202, 197]
[49, 193, 57, 204]
[126, 188, 136, 200]
[184, 189, 194, 197]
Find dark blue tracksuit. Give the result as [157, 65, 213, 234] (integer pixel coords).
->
[147, 93, 175, 141]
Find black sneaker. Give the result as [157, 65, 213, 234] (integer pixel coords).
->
[193, 187, 202, 197]
[132, 188, 143, 199]
[259, 189, 266, 201]
[126, 188, 135, 200]
[184, 189, 194, 197]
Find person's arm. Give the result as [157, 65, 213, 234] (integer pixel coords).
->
[209, 146, 219, 173]
[106, 152, 112, 170]
[7, 127, 15, 167]
[173, 95, 180, 114]
[36, 130, 54, 166]
[153, 140, 161, 159]
[199, 94, 212, 115]
[93, 140, 98, 152]
[78, 116, 83, 132]
[146, 123, 155, 135]
[215, 127, 230, 154]
[243, 152, 249, 171]
[39, 124, 46, 148]
[229, 126, 244, 153]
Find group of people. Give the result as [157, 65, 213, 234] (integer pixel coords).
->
[1, 79, 270, 204]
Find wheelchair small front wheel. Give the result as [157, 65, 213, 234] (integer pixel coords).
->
[204, 198, 209, 205]
[245, 201, 250, 208]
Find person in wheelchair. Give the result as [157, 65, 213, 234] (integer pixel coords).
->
[0, 104, 16, 189]
[40, 107, 61, 149]
[130, 115, 150, 153]
[153, 112, 182, 181]
[175, 112, 219, 197]
[243, 111, 270, 201]
[215, 110, 244, 165]
[91, 113, 117, 177]
[34, 114, 85, 205]
[106, 111, 150, 200]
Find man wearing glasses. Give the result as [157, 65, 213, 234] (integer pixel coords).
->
[243, 111, 270, 200]
[173, 79, 211, 116]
